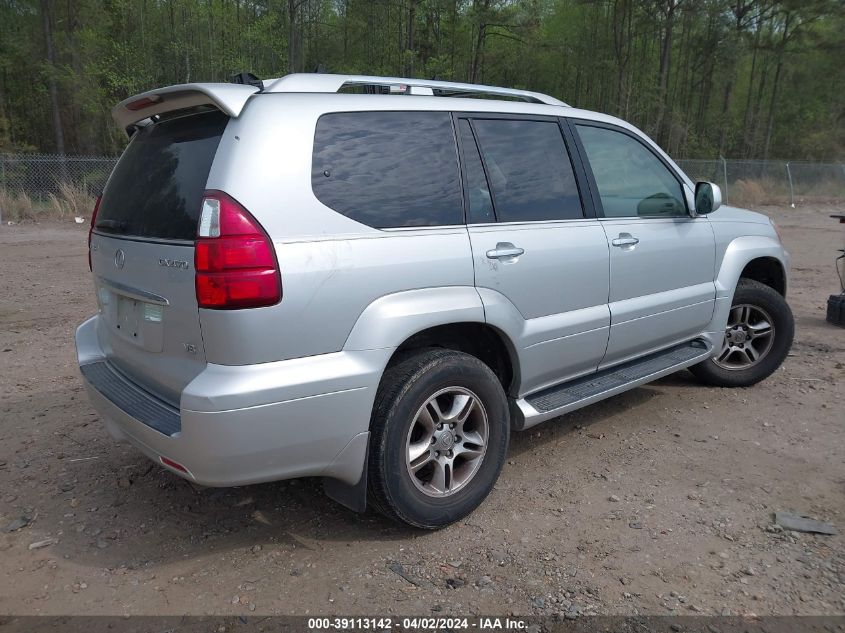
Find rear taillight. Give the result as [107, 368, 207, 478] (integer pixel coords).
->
[195, 191, 281, 310]
[88, 195, 101, 271]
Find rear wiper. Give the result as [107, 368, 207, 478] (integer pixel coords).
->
[95, 219, 128, 233]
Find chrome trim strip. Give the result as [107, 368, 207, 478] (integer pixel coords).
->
[97, 277, 170, 306]
[91, 230, 194, 247]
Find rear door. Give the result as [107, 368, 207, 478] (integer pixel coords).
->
[90, 110, 228, 405]
[458, 115, 611, 395]
[571, 121, 716, 368]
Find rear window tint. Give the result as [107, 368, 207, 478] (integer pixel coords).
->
[96, 111, 228, 240]
[311, 112, 463, 228]
[471, 119, 583, 222]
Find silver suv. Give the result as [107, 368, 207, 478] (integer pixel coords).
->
[76, 73, 793, 528]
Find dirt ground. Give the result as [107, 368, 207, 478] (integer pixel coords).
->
[0, 204, 843, 618]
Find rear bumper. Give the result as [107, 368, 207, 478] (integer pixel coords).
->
[75, 315, 390, 487]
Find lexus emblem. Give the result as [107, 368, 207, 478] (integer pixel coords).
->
[114, 249, 125, 269]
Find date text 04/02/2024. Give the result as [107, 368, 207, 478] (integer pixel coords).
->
[306, 617, 530, 630]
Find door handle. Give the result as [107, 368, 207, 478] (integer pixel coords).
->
[486, 243, 525, 260]
[611, 234, 639, 247]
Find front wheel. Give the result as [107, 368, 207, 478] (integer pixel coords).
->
[690, 279, 794, 387]
[367, 349, 510, 529]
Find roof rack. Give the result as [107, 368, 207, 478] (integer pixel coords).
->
[262, 73, 568, 106]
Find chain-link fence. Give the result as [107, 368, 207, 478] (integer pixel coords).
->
[1, 153, 117, 198]
[676, 158, 845, 207]
[0, 153, 843, 222]
[0, 153, 118, 223]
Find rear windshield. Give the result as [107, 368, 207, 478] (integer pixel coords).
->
[96, 110, 228, 241]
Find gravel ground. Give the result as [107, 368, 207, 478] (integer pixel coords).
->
[0, 204, 843, 617]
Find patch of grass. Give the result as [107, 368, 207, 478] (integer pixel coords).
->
[731, 178, 790, 207]
[0, 184, 95, 223]
[729, 176, 845, 207]
[57, 181, 94, 218]
[0, 188, 35, 222]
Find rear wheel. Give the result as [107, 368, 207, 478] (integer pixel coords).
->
[690, 279, 794, 387]
[367, 349, 509, 529]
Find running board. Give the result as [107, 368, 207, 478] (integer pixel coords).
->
[513, 339, 712, 430]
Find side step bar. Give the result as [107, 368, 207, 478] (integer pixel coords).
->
[513, 339, 712, 430]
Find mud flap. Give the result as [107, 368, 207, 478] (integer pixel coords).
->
[323, 441, 368, 513]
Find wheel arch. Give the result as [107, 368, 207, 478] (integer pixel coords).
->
[739, 257, 787, 296]
[388, 322, 520, 397]
[715, 236, 789, 299]
[342, 286, 520, 395]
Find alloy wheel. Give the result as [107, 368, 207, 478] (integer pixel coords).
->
[713, 303, 776, 370]
[404, 387, 489, 497]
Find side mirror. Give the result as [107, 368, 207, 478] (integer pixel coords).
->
[694, 181, 722, 215]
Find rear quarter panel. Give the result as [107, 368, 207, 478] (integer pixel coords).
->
[200, 95, 475, 365]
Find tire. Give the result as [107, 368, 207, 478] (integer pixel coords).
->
[690, 278, 794, 387]
[827, 293, 845, 328]
[367, 348, 510, 529]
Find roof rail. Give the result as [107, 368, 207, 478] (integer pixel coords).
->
[263, 73, 568, 106]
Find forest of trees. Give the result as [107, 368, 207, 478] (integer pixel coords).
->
[0, 0, 842, 160]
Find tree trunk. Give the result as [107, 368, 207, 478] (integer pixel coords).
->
[40, 0, 65, 157]
[342, 0, 349, 60]
[469, 0, 490, 84]
[750, 55, 770, 157]
[764, 12, 792, 159]
[611, 0, 632, 116]
[450, 0, 458, 77]
[763, 53, 783, 159]
[741, 25, 761, 156]
[406, 0, 417, 76]
[653, 0, 679, 146]
[288, 0, 300, 73]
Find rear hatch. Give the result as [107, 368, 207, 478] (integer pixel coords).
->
[90, 110, 229, 405]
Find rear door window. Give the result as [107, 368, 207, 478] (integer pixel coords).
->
[469, 118, 583, 222]
[311, 111, 463, 228]
[96, 110, 228, 241]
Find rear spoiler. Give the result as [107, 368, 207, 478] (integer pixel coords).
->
[112, 83, 259, 134]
